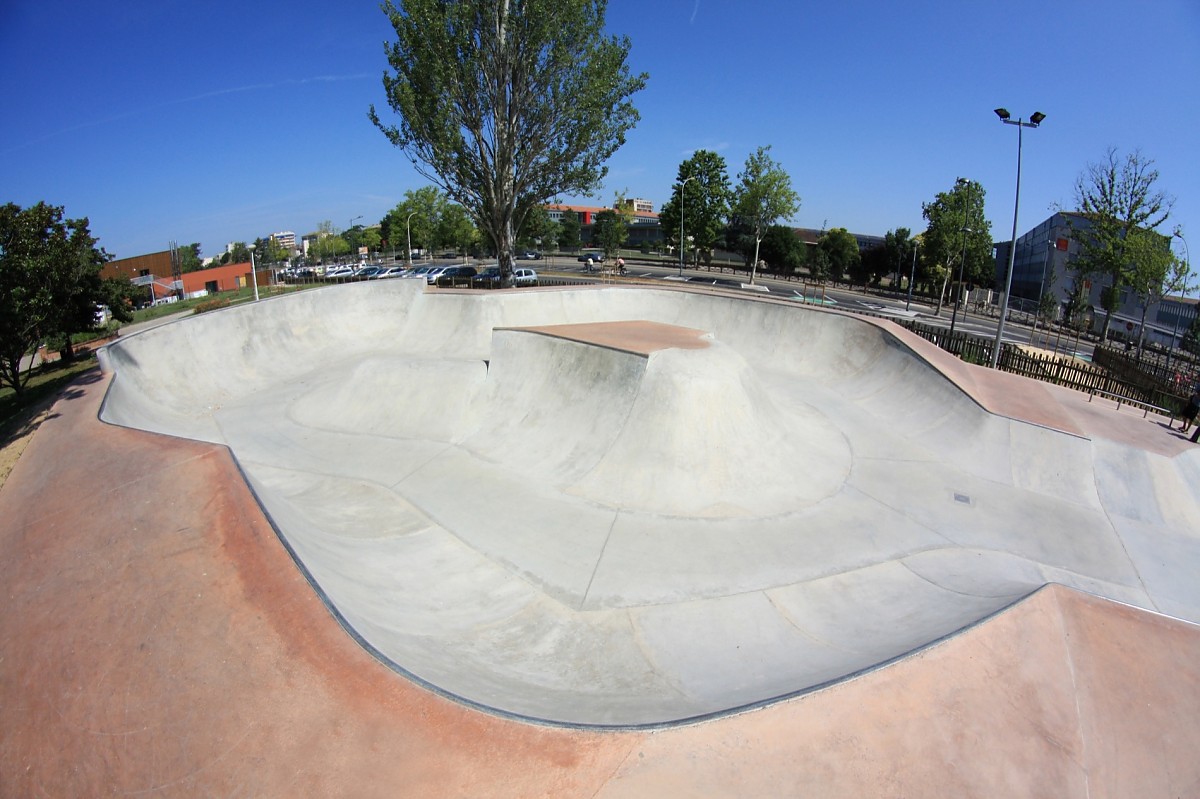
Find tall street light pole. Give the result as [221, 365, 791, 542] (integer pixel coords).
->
[1166, 229, 1191, 373]
[248, 244, 259, 302]
[406, 212, 417, 267]
[679, 175, 696, 277]
[349, 215, 363, 264]
[906, 240, 919, 312]
[1029, 240, 1054, 345]
[949, 177, 971, 335]
[991, 108, 1046, 368]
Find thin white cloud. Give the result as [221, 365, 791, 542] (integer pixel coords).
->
[2, 74, 373, 155]
[174, 74, 372, 105]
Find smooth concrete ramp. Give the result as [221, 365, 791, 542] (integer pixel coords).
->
[97, 279, 1200, 726]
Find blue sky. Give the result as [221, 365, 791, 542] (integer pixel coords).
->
[2, 0, 1197, 269]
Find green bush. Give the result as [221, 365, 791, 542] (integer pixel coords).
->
[193, 298, 231, 315]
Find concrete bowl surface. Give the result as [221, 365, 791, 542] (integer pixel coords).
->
[96, 279, 1200, 726]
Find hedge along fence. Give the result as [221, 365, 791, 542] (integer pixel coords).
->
[1093, 344, 1200, 394]
[1090, 344, 1198, 416]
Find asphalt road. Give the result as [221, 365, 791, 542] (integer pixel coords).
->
[547, 257, 1097, 361]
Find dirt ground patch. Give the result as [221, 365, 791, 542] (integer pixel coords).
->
[1014, 343, 1093, 367]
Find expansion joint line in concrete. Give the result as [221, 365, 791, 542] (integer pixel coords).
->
[1086, 454, 1158, 615]
[1097, 506, 1158, 615]
[896, 550, 1030, 600]
[1050, 588, 1094, 789]
[764, 590, 859, 654]
[844, 482, 960, 550]
[2, 448, 217, 534]
[580, 510, 621, 610]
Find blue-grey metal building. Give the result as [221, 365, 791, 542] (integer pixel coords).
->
[995, 211, 1196, 347]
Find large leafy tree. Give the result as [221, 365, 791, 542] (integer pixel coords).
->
[252, 237, 289, 265]
[307, 222, 349, 263]
[920, 178, 991, 314]
[730, 146, 800, 284]
[1068, 148, 1174, 342]
[806, 244, 834, 283]
[370, 0, 647, 284]
[759, 225, 804, 276]
[0, 202, 132, 399]
[855, 244, 885, 288]
[228, 241, 252, 264]
[516, 204, 557, 250]
[817, 228, 859, 284]
[882, 227, 915, 287]
[382, 187, 446, 257]
[658, 150, 731, 267]
[178, 243, 204, 273]
[592, 209, 627, 258]
[438, 203, 481, 254]
[558, 210, 581, 251]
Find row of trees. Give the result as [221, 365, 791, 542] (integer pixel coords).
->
[657, 146, 800, 283]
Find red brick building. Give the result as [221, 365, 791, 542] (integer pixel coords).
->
[104, 252, 264, 304]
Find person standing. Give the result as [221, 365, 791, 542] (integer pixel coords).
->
[1178, 390, 1200, 433]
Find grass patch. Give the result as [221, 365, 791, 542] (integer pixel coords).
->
[128, 283, 312, 324]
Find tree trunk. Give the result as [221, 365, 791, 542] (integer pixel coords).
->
[935, 271, 949, 315]
[749, 235, 762, 284]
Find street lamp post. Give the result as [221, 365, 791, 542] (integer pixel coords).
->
[991, 108, 1046, 368]
[679, 175, 696, 277]
[949, 177, 972, 335]
[906, 241, 919, 311]
[405, 212, 417, 267]
[348, 215, 362, 264]
[1166, 229, 1191, 373]
[1029, 240, 1054, 345]
[247, 244, 259, 302]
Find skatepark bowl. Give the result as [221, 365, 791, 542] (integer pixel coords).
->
[97, 278, 1200, 728]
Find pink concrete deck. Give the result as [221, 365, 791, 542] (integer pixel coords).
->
[2, 369, 1199, 796]
[868, 312, 1194, 458]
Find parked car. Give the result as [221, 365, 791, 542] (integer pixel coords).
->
[423, 265, 452, 284]
[471, 266, 503, 286]
[403, 265, 434, 279]
[375, 265, 408, 279]
[434, 265, 478, 286]
[576, 251, 606, 263]
[324, 265, 355, 279]
[518, 251, 542, 260]
[356, 266, 386, 279]
[470, 266, 538, 287]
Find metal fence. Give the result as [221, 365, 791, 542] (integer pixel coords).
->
[889, 318, 1189, 417]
